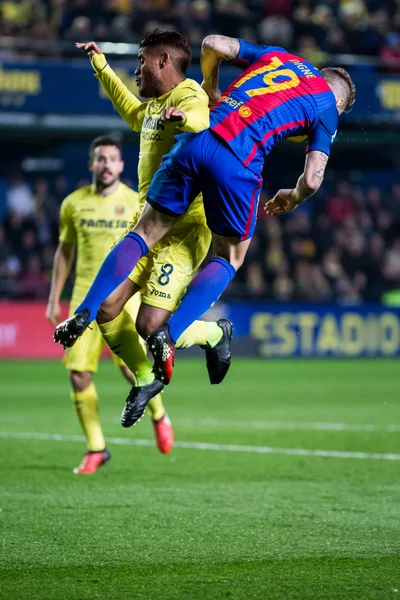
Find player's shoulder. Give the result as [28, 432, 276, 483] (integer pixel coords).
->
[173, 78, 208, 104]
[116, 182, 140, 203]
[61, 185, 92, 209]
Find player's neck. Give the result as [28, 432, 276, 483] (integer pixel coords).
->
[156, 74, 185, 97]
[94, 179, 120, 197]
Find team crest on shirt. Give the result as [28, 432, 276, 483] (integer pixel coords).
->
[239, 106, 252, 118]
[114, 205, 126, 216]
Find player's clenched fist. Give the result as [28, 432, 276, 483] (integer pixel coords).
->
[160, 107, 186, 123]
[264, 189, 301, 217]
[75, 41, 102, 57]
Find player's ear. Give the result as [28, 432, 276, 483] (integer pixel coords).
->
[336, 97, 345, 110]
[119, 160, 125, 173]
[159, 52, 169, 68]
[88, 160, 93, 173]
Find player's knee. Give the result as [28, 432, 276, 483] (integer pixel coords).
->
[136, 312, 162, 339]
[70, 370, 92, 393]
[96, 298, 120, 324]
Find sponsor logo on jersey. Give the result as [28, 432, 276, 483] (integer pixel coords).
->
[142, 115, 165, 131]
[141, 131, 164, 142]
[79, 218, 129, 229]
[114, 205, 125, 216]
[149, 288, 172, 299]
[220, 95, 244, 110]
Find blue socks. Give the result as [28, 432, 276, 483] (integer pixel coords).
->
[168, 257, 236, 343]
[76, 231, 149, 322]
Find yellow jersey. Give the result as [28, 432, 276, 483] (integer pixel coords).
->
[59, 182, 140, 303]
[92, 54, 209, 226]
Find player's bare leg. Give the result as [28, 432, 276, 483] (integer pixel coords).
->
[96, 279, 139, 325]
[136, 303, 172, 339]
[147, 234, 249, 385]
[54, 203, 176, 349]
[70, 371, 111, 475]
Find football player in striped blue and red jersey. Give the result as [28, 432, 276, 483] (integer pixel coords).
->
[57, 35, 356, 418]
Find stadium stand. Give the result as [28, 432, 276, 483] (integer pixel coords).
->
[0, 0, 398, 65]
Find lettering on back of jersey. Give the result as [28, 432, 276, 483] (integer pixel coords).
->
[289, 59, 317, 79]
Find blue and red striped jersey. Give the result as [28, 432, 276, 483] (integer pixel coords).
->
[210, 40, 338, 174]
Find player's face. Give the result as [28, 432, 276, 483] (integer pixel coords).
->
[135, 47, 163, 98]
[90, 145, 124, 187]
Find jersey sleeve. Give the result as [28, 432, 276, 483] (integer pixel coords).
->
[307, 106, 338, 157]
[59, 197, 77, 244]
[235, 40, 287, 67]
[174, 86, 210, 133]
[91, 54, 146, 132]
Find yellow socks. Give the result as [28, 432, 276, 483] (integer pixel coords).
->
[98, 309, 165, 421]
[99, 309, 152, 383]
[147, 393, 165, 421]
[176, 320, 222, 349]
[72, 382, 105, 452]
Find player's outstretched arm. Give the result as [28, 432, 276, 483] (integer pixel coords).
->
[265, 151, 328, 217]
[45, 242, 75, 326]
[201, 35, 240, 105]
[76, 42, 145, 132]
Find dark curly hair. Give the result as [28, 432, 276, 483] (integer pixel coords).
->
[139, 29, 192, 75]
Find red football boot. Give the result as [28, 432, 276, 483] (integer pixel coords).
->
[146, 324, 175, 385]
[73, 449, 111, 474]
[152, 413, 174, 454]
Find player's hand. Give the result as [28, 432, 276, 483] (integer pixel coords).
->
[75, 41, 102, 57]
[201, 81, 221, 107]
[45, 301, 61, 327]
[265, 189, 301, 217]
[160, 107, 186, 123]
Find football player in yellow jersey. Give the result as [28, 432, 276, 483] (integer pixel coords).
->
[46, 135, 174, 474]
[55, 31, 233, 426]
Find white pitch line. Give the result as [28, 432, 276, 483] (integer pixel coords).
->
[112, 417, 400, 433]
[0, 431, 399, 461]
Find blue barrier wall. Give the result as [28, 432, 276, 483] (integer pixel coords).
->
[0, 59, 399, 123]
[208, 302, 400, 358]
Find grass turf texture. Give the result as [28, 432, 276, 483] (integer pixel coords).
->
[0, 359, 399, 600]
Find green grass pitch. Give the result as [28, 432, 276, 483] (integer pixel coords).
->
[1, 358, 399, 600]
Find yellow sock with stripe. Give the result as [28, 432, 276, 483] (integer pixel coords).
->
[72, 382, 105, 452]
[99, 310, 165, 421]
[176, 320, 222, 349]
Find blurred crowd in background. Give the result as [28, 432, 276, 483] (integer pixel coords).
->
[0, 0, 399, 69]
[1, 173, 400, 304]
[0, 0, 399, 306]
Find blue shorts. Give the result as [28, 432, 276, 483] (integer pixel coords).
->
[147, 130, 263, 240]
